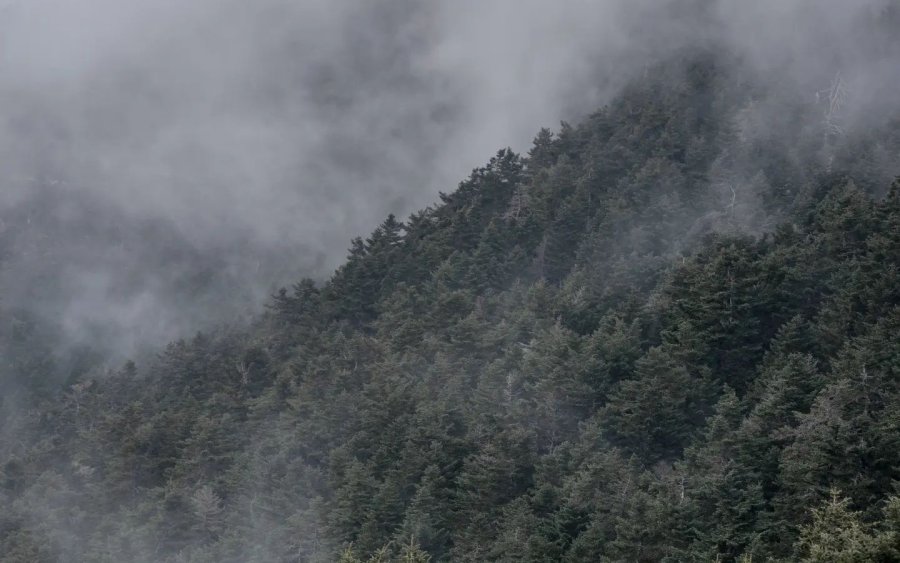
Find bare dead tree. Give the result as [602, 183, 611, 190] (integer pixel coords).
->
[235, 361, 250, 387]
[817, 72, 848, 137]
[503, 185, 530, 221]
[191, 485, 225, 535]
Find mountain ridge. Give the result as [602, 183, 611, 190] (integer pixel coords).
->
[2, 47, 900, 562]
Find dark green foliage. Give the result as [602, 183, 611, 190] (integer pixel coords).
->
[600, 346, 715, 463]
[3, 50, 900, 563]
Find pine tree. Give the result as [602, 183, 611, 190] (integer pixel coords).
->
[601, 346, 714, 462]
[794, 490, 880, 563]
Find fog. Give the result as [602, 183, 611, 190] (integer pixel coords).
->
[1, 2, 899, 561]
[0, 0, 897, 356]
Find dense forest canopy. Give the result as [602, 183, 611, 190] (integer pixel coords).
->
[3, 2, 900, 562]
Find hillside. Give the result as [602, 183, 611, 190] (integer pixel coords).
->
[2, 47, 900, 562]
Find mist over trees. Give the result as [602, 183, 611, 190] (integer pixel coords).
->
[2, 1, 900, 562]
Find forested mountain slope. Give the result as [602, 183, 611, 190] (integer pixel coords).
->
[2, 48, 900, 562]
